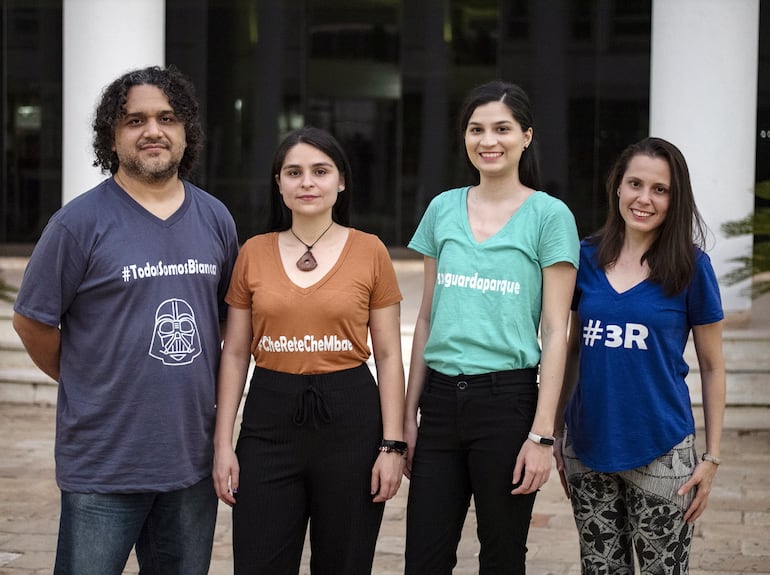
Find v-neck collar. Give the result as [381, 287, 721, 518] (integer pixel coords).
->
[273, 228, 354, 293]
[110, 177, 190, 227]
[462, 186, 538, 246]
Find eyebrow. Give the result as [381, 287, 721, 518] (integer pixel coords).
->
[123, 109, 176, 118]
[627, 175, 669, 186]
[282, 162, 335, 169]
[467, 120, 514, 126]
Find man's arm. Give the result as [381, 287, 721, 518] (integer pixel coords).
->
[12, 312, 61, 382]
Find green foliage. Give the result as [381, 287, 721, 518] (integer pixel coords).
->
[721, 181, 770, 298]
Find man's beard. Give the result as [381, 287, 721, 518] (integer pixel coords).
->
[120, 155, 181, 184]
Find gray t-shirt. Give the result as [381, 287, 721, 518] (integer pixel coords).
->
[14, 178, 239, 493]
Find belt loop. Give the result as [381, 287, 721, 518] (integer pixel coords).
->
[491, 371, 499, 394]
[425, 367, 433, 393]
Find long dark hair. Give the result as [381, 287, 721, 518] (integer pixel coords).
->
[267, 126, 352, 232]
[593, 137, 706, 295]
[457, 80, 541, 190]
[92, 65, 203, 179]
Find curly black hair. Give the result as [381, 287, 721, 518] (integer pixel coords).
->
[92, 65, 203, 178]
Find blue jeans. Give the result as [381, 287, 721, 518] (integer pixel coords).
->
[54, 476, 217, 575]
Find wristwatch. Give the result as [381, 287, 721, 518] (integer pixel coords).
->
[527, 431, 555, 446]
[701, 453, 721, 465]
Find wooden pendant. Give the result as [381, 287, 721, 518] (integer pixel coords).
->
[296, 250, 318, 271]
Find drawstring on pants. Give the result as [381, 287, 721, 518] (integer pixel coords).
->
[293, 379, 332, 428]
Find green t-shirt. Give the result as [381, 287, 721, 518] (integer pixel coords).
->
[409, 187, 579, 375]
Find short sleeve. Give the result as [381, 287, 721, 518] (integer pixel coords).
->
[538, 198, 580, 270]
[13, 219, 88, 326]
[216, 210, 240, 321]
[370, 237, 403, 309]
[687, 250, 724, 326]
[408, 196, 439, 258]
[225, 241, 255, 310]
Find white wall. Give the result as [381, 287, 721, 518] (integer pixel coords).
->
[62, 0, 165, 204]
[650, 0, 760, 315]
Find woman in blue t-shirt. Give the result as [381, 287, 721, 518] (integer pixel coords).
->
[404, 80, 579, 574]
[556, 137, 726, 573]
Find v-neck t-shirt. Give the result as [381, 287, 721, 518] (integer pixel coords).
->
[13, 177, 239, 492]
[226, 228, 402, 375]
[408, 187, 579, 375]
[564, 240, 724, 472]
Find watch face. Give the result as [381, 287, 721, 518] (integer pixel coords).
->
[541, 437, 555, 445]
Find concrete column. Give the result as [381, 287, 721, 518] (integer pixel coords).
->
[650, 0, 759, 316]
[62, 0, 165, 204]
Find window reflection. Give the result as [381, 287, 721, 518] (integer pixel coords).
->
[5, 0, 714, 249]
[162, 0, 656, 245]
[1, 1, 62, 245]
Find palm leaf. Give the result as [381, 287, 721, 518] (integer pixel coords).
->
[719, 181, 770, 298]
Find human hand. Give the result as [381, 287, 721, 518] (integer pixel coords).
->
[511, 439, 553, 495]
[371, 451, 405, 503]
[679, 460, 718, 523]
[213, 447, 240, 507]
[553, 437, 571, 499]
[403, 417, 418, 479]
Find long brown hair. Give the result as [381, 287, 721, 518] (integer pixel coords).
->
[592, 137, 706, 295]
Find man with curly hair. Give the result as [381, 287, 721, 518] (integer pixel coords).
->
[12, 66, 239, 574]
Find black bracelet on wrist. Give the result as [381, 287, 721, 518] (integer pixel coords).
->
[379, 439, 408, 455]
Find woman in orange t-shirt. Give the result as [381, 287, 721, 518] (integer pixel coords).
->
[213, 126, 406, 574]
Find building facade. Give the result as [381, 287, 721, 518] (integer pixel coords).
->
[1, 0, 767, 315]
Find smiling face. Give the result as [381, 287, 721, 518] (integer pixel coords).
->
[112, 84, 187, 184]
[464, 100, 532, 180]
[275, 142, 345, 218]
[617, 153, 671, 238]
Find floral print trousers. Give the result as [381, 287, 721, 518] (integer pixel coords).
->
[562, 434, 697, 575]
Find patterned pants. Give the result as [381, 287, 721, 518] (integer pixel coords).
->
[562, 434, 697, 575]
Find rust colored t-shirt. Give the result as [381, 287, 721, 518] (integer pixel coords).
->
[226, 228, 402, 374]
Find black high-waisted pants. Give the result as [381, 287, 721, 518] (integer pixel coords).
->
[405, 368, 539, 575]
[232, 363, 384, 575]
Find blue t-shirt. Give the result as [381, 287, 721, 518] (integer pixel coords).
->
[564, 240, 724, 472]
[409, 187, 579, 375]
[14, 178, 239, 493]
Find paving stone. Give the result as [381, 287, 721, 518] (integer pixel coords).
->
[0, 403, 768, 573]
[0, 257, 768, 573]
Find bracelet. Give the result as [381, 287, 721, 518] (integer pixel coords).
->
[701, 453, 721, 466]
[379, 439, 408, 455]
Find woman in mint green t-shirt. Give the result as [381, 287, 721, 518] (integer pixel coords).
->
[404, 80, 579, 574]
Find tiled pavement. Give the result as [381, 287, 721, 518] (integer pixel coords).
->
[1, 258, 769, 574]
[1, 402, 769, 574]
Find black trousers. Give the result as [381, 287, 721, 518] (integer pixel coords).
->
[405, 368, 539, 575]
[232, 364, 384, 575]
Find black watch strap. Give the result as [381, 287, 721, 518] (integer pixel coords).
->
[528, 431, 555, 446]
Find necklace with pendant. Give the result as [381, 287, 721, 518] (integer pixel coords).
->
[290, 221, 334, 271]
